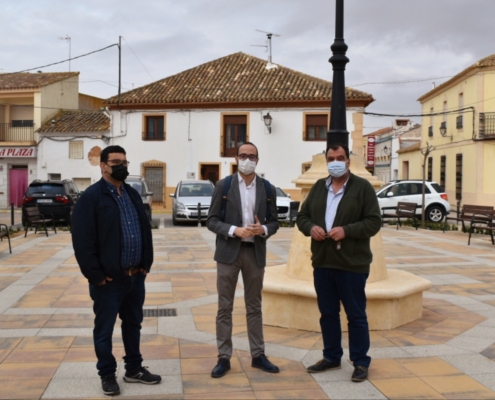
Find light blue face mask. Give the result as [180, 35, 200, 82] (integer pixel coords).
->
[327, 161, 347, 177]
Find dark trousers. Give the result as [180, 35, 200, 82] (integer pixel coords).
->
[89, 272, 146, 377]
[313, 267, 371, 368]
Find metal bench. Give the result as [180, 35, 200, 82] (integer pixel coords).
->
[468, 212, 495, 245]
[381, 202, 419, 230]
[23, 206, 57, 237]
[0, 224, 11, 253]
[443, 204, 494, 233]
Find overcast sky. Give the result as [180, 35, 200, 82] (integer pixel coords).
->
[2, 0, 493, 133]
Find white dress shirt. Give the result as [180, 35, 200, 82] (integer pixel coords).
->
[228, 174, 268, 241]
[325, 176, 349, 232]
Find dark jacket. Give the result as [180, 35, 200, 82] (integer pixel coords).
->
[72, 178, 153, 284]
[206, 173, 279, 268]
[296, 173, 381, 273]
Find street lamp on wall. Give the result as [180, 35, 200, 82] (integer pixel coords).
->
[439, 121, 452, 139]
[263, 113, 273, 133]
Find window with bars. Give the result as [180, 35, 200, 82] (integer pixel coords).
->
[440, 156, 446, 191]
[304, 114, 328, 141]
[143, 115, 165, 141]
[69, 141, 84, 159]
[427, 157, 432, 181]
[145, 166, 164, 202]
[223, 115, 247, 157]
[456, 154, 462, 201]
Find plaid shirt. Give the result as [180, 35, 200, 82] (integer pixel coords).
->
[106, 181, 143, 269]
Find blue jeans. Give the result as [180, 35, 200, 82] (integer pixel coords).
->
[89, 273, 146, 377]
[313, 268, 371, 368]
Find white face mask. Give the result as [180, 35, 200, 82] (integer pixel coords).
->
[238, 159, 257, 175]
[327, 161, 347, 177]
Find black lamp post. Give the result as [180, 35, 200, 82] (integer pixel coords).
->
[327, 0, 349, 149]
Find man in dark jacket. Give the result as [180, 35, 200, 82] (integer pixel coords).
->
[72, 145, 161, 396]
[296, 144, 381, 383]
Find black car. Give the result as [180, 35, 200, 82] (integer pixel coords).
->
[22, 179, 80, 226]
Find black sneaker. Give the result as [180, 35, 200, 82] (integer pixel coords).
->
[306, 359, 341, 373]
[123, 366, 162, 384]
[351, 365, 368, 382]
[101, 375, 120, 396]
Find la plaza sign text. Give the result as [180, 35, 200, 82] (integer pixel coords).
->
[0, 147, 37, 158]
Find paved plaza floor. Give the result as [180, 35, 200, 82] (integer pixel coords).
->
[1, 223, 495, 399]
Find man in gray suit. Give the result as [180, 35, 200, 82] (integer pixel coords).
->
[207, 142, 280, 378]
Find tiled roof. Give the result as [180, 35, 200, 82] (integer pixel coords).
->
[106, 52, 373, 106]
[367, 127, 393, 136]
[418, 53, 495, 101]
[0, 72, 79, 90]
[37, 110, 109, 133]
[397, 142, 421, 154]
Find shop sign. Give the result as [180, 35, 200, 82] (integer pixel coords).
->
[366, 136, 375, 166]
[0, 147, 37, 157]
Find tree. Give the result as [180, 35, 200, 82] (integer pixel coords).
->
[420, 142, 435, 229]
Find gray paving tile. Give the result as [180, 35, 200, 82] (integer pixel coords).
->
[42, 377, 103, 398]
[369, 346, 412, 359]
[446, 335, 495, 353]
[119, 376, 182, 396]
[440, 353, 495, 374]
[471, 373, 495, 391]
[0, 328, 40, 337]
[319, 380, 386, 399]
[38, 328, 93, 336]
[402, 344, 470, 357]
[53, 362, 98, 379]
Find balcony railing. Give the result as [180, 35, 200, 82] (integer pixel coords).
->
[479, 112, 495, 137]
[0, 123, 35, 142]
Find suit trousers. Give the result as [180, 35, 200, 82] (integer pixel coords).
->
[216, 246, 265, 359]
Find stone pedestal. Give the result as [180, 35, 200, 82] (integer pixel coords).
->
[262, 152, 431, 331]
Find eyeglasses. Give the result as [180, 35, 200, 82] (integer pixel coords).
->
[107, 159, 130, 166]
[237, 154, 258, 161]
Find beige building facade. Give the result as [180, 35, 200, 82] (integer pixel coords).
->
[399, 54, 495, 207]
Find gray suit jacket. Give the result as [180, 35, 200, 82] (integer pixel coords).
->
[207, 173, 279, 267]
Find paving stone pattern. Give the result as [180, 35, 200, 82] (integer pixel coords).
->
[1, 225, 495, 398]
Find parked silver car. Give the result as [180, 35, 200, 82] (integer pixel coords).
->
[126, 175, 153, 222]
[170, 180, 214, 225]
[276, 187, 292, 221]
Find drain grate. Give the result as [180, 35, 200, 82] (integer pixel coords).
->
[143, 308, 177, 317]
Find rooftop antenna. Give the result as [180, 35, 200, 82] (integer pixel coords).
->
[58, 35, 71, 71]
[252, 29, 281, 70]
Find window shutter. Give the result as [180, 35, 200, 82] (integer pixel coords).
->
[69, 141, 84, 159]
[306, 114, 328, 126]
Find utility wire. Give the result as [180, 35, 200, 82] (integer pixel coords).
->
[121, 36, 154, 81]
[348, 75, 455, 87]
[6, 44, 118, 74]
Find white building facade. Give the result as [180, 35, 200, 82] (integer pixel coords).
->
[104, 52, 373, 209]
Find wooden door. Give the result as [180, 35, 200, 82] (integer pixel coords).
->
[201, 164, 219, 185]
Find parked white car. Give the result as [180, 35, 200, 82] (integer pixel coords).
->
[170, 180, 214, 225]
[276, 187, 294, 221]
[376, 180, 451, 222]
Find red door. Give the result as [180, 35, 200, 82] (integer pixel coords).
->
[9, 169, 28, 207]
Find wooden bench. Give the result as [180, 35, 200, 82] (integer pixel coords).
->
[443, 204, 494, 233]
[468, 212, 495, 245]
[0, 224, 11, 253]
[23, 206, 57, 237]
[381, 202, 419, 230]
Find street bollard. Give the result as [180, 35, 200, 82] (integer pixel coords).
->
[197, 202, 201, 227]
[11, 203, 14, 226]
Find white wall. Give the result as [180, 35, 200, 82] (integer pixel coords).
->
[109, 108, 357, 190]
[36, 135, 105, 185]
